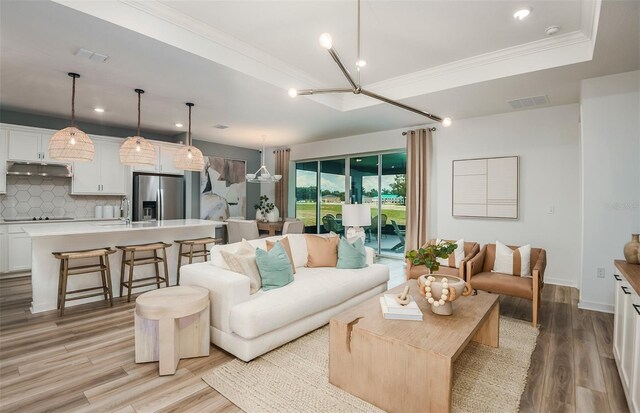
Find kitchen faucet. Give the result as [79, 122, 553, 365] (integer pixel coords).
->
[121, 196, 131, 225]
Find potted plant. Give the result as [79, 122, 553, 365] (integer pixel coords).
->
[405, 241, 457, 274]
[254, 195, 278, 222]
[405, 241, 471, 315]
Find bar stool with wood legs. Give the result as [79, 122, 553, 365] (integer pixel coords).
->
[116, 242, 172, 302]
[52, 247, 116, 316]
[174, 237, 221, 285]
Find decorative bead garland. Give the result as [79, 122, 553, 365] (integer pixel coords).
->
[424, 276, 448, 307]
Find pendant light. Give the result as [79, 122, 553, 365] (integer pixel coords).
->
[246, 136, 282, 184]
[173, 102, 205, 171]
[48, 73, 94, 161]
[119, 89, 156, 165]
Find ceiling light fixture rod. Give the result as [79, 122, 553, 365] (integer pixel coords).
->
[186, 102, 194, 146]
[296, 88, 353, 96]
[134, 88, 144, 136]
[68, 72, 80, 126]
[360, 89, 443, 123]
[327, 48, 359, 91]
[356, 0, 361, 86]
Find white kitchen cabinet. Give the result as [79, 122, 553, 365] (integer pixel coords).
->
[133, 143, 184, 176]
[6, 129, 56, 162]
[72, 138, 126, 195]
[0, 232, 6, 273]
[158, 145, 183, 175]
[612, 261, 640, 413]
[7, 232, 31, 272]
[632, 293, 640, 412]
[0, 129, 7, 193]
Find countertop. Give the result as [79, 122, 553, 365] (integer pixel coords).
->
[615, 260, 640, 295]
[0, 217, 121, 225]
[23, 219, 225, 238]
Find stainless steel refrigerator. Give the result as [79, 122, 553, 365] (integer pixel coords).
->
[133, 172, 185, 221]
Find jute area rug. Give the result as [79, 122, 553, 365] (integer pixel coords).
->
[202, 316, 538, 413]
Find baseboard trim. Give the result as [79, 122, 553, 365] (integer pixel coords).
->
[544, 277, 577, 288]
[578, 300, 614, 313]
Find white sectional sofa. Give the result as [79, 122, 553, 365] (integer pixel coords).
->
[180, 234, 389, 361]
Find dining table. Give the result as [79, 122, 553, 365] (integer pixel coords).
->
[257, 220, 284, 236]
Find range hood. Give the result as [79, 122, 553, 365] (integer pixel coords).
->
[6, 161, 73, 178]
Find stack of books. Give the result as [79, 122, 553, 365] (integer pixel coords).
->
[379, 294, 423, 321]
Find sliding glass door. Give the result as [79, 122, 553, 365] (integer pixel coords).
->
[294, 151, 407, 258]
[319, 159, 345, 234]
[380, 153, 407, 258]
[349, 156, 379, 251]
[295, 161, 318, 233]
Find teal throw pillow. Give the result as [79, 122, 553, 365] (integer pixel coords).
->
[255, 241, 294, 291]
[337, 237, 367, 269]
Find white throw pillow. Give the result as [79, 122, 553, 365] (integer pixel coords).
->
[435, 238, 465, 268]
[493, 241, 531, 277]
[220, 240, 262, 294]
[209, 243, 238, 270]
[285, 233, 309, 268]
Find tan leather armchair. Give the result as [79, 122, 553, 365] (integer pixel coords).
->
[406, 240, 480, 281]
[467, 244, 547, 326]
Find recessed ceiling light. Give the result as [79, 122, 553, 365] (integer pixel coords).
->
[94, 107, 104, 113]
[513, 7, 532, 20]
[175, 123, 183, 127]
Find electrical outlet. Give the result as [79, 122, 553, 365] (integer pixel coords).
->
[597, 267, 606, 278]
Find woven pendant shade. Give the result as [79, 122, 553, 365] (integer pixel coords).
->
[49, 73, 94, 162]
[174, 102, 204, 171]
[119, 136, 156, 165]
[120, 88, 156, 165]
[174, 145, 204, 171]
[49, 127, 94, 161]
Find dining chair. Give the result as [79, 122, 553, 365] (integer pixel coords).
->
[282, 220, 304, 235]
[226, 219, 260, 243]
[390, 220, 405, 252]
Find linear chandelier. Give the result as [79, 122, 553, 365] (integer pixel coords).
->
[288, 0, 451, 127]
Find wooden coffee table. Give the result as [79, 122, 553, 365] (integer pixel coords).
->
[329, 281, 499, 413]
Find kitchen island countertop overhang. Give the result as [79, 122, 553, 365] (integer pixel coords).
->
[25, 219, 226, 313]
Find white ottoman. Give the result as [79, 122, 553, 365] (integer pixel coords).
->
[135, 286, 210, 375]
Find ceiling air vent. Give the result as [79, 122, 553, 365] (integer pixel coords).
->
[74, 48, 109, 63]
[213, 124, 229, 129]
[508, 95, 549, 109]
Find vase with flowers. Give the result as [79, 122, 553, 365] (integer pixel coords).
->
[405, 241, 472, 315]
[254, 195, 276, 222]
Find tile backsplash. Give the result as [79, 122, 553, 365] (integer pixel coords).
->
[0, 176, 123, 219]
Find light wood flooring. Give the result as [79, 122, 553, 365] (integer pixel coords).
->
[0, 261, 629, 413]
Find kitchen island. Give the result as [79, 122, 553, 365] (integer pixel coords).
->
[23, 219, 225, 313]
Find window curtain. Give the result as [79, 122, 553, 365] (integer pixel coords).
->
[405, 128, 432, 254]
[274, 148, 290, 218]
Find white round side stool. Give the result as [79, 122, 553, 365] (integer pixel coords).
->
[135, 286, 210, 375]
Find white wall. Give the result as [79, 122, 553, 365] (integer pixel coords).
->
[433, 104, 582, 287]
[579, 70, 640, 312]
[285, 104, 583, 287]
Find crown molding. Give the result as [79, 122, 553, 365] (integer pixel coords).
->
[341, 29, 596, 111]
[52, 0, 345, 111]
[53, 0, 601, 114]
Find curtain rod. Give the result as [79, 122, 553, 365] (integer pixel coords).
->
[272, 148, 291, 153]
[402, 127, 436, 136]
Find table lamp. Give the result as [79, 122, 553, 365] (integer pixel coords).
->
[342, 203, 371, 241]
